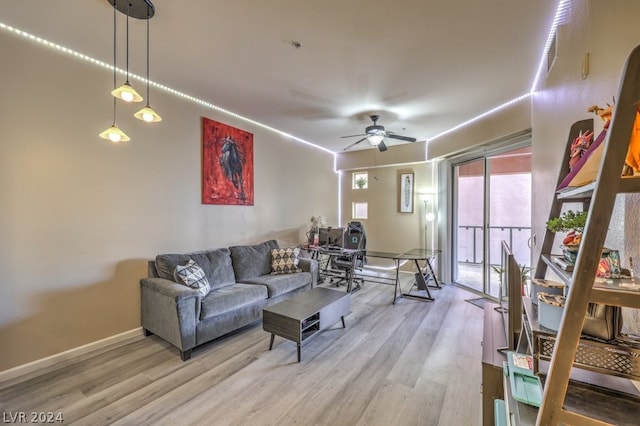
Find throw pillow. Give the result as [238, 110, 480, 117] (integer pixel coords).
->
[174, 259, 211, 296]
[271, 247, 302, 274]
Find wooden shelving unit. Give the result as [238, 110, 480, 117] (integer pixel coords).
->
[522, 296, 640, 380]
[529, 44, 640, 425]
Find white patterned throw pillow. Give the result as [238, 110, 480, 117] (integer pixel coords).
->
[271, 247, 302, 274]
[174, 259, 211, 296]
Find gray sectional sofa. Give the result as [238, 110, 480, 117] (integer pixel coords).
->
[140, 239, 317, 360]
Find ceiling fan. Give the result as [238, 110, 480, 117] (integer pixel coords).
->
[341, 114, 417, 152]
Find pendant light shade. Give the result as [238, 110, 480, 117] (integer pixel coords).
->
[135, 3, 161, 123]
[99, 123, 131, 142]
[134, 105, 161, 122]
[112, 82, 143, 103]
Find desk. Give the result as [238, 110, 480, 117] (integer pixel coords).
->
[306, 246, 441, 302]
[357, 250, 403, 286]
[307, 246, 362, 292]
[393, 248, 441, 304]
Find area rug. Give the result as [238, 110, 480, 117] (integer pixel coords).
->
[465, 297, 492, 309]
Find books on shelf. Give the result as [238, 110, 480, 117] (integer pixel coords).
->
[552, 256, 574, 271]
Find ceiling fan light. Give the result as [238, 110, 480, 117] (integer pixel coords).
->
[367, 135, 384, 145]
[112, 81, 143, 103]
[134, 104, 162, 122]
[99, 123, 130, 143]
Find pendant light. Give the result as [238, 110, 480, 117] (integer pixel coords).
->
[111, 1, 143, 103]
[100, 1, 130, 142]
[134, 4, 161, 123]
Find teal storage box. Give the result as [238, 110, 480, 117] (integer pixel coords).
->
[503, 352, 542, 407]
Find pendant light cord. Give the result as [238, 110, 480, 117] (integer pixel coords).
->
[125, 2, 130, 84]
[112, 1, 118, 124]
[146, 5, 150, 101]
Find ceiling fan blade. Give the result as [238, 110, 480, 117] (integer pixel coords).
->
[386, 133, 417, 142]
[377, 141, 388, 152]
[340, 133, 366, 139]
[343, 137, 368, 151]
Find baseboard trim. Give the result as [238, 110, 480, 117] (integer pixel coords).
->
[0, 327, 143, 386]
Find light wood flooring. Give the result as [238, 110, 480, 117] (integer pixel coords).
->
[0, 274, 484, 426]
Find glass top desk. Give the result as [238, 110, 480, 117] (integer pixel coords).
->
[357, 250, 404, 288]
[393, 249, 441, 304]
[305, 246, 441, 302]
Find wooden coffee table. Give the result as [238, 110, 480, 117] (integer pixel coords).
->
[263, 287, 350, 362]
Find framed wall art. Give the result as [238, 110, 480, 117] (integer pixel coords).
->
[202, 117, 254, 205]
[399, 172, 414, 213]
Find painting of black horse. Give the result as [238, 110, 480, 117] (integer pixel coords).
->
[202, 117, 254, 205]
[220, 136, 245, 198]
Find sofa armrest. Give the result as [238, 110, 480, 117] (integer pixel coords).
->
[298, 257, 318, 288]
[140, 277, 201, 352]
[141, 277, 200, 302]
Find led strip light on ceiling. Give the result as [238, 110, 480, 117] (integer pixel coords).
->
[1, 0, 568, 155]
[426, 0, 569, 145]
[0, 22, 334, 155]
[530, 0, 571, 93]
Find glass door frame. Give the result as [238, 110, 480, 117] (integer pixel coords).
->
[452, 157, 487, 294]
[446, 136, 532, 299]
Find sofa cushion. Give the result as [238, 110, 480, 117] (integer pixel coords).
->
[174, 259, 211, 296]
[271, 247, 302, 274]
[156, 248, 236, 290]
[241, 272, 312, 298]
[229, 240, 279, 281]
[200, 283, 268, 320]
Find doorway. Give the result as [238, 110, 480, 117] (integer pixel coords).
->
[451, 145, 532, 298]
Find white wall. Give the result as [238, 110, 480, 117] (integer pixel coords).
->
[338, 162, 438, 260]
[531, 0, 640, 274]
[0, 31, 337, 371]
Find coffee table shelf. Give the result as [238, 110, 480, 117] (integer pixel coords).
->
[263, 287, 350, 362]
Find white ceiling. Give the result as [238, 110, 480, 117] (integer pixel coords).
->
[0, 0, 559, 153]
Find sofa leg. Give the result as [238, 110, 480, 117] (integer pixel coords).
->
[143, 328, 153, 337]
[180, 349, 192, 361]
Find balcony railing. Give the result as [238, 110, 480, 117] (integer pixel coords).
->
[457, 225, 531, 267]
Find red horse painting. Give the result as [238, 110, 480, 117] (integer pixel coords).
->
[202, 117, 254, 205]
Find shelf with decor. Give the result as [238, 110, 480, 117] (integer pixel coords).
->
[521, 295, 640, 379]
[540, 254, 640, 308]
[485, 294, 640, 426]
[522, 44, 640, 425]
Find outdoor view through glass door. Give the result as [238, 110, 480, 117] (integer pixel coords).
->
[452, 146, 532, 298]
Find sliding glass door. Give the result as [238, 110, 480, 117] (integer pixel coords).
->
[452, 159, 485, 293]
[452, 146, 532, 298]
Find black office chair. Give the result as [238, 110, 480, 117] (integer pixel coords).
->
[331, 222, 366, 291]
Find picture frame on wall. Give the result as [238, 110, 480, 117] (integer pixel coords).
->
[399, 172, 414, 213]
[202, 117, 254, 205]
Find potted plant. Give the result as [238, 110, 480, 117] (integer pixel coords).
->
[491, 264, 532, 296]
[355, 176, 367, 189]
[546, 210, 587, 262]
[545, 209, 587, 234]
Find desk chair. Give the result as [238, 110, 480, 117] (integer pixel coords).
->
[331, 222, 366, 291]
